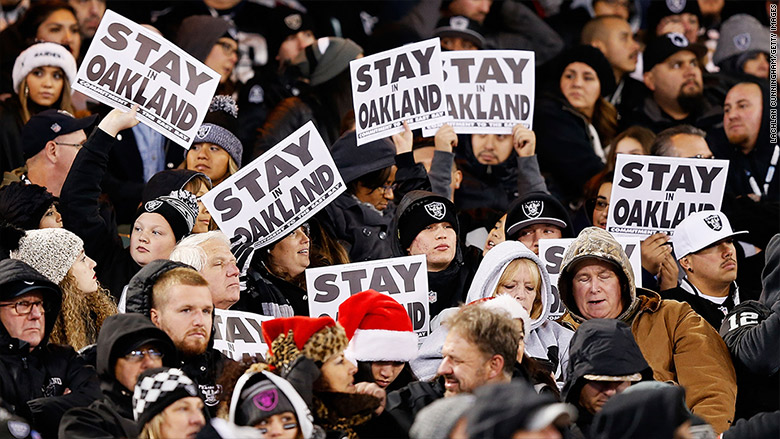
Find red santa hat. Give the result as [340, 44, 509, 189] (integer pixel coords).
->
[338, 290, 419, 363]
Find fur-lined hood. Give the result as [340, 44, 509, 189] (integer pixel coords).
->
[465, 240, 552, 331]
[558, 227, 639, 323]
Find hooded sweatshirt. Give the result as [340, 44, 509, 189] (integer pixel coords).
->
[558, 227, 737, 433]
[58, 313, 177, 439]
[465, 240, 573, 386]
[719, 233, 780, 420]
[125, 260, 235, 416]
[0, 259, 101, 438]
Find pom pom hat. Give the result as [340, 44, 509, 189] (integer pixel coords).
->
[338, 290, 418, 363]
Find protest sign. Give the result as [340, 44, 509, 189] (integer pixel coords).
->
[351, 38, 449, 145]
[306, 255, 430, 338]
[422, 50, 535, 136]
[71, 10, 220, 148]
[607, 155, 729, 238]
[201, 121, 345, 248]
[213, 309, 273, 361]
[539, 237, 642, 320]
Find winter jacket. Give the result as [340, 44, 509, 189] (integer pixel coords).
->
[319, 152, 431, 263]
[454, 135, 548, 213]
[561, 319, 654, 438]
[58, 314, 177, 439]
[385, 377, 445, 437]
[0, 96, 24, 174]
[0, 259, 101, 438]
[534, 96, 606, 207]
[719, 233, 780, 420]
[124, 260, 236, 416]
[59, 127, 140, 299]
[233, 258, 307, 318]
[465, 240, 573, 386]
[661, 280, 743, 329]
[391, 191, 478, 319]
[558, 227, 737, 433]
[620, 94, 723, 134]
[722, 411, 780, 439]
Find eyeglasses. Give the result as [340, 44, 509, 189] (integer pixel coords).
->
[593, 198, 609, 212]
[123, 348, 164, 362]
[55, 140, 86, 149]
[376, 183, 398, 194]
[0, 300, 48, 315]
[216, 41, 238, 57]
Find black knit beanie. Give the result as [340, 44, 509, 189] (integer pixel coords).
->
[0, 182, 56, 230]
[398, 194, 459, 251]
[556, 45, 617, 97]
[136, 190, 199, 242]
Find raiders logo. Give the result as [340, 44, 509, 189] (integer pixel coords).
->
[145, 200, 163, 212]
[667, 32, 688, 48]
[200, 384, 223, 407]
[425, 201, 446, 220]
[248, 85, 265, 104]
[450, 16, 469, 30]
[253, 388, 279, 411]
[666, 0, 686, 13]
[521, 201, 543, 219]
[43, 377, 63, 397]
[50, 123, 61, 133]
[733, 33, 751, 52]
[703, 214, 722, 231]
[197, 125, 211, 139]
[284, 13, 302, 31]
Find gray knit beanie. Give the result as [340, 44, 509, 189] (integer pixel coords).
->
[194, 95, 243, 167]
[410, 394, 476, 439]
[175, 15, 235, 63]
[294, 37, 363, 86]
[713, 14, 770, 66]
[10, 228, 84, 284]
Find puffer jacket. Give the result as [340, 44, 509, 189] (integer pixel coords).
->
[0, 260, 101, 438]
[558, 227, 737, 434]
[58, 314, 177, 439]
[465, 240, 572, 386]
[125, 260, 236, 416]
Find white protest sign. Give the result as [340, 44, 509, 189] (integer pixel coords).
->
[422, 50, 535, 136]
[72, 10, 219, 148]
[539, 237, 642, 320]
[201, 121, 345, 248]
[607, 155, 729, 238]
[351, 38, 449, 145]
[305, 255, 430, 338]
[213, 309, 273, 361]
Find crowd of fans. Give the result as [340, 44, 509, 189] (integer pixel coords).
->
[0, 0, 777, 438]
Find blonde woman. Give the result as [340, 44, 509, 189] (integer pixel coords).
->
[466, 240, 573, 388]
[133, 367, 206, 439]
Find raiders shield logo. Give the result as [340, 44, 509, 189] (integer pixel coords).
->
[733, 33, 751, 52]
[425, 201, 446, 220]
[248, 84, 265, 104]
[450, 16, 469, 30]
[668, 32, 688, 48]
[253, 388, 279, 411]
[145, 200, 163, 212]
[666, 0, 686, 13]
[521, 201, 543, 219]
[703, 214, 722, 231]
[200, 384, 222, 407]
[197, 125, 211, 139]
[284, 13, 302, 31]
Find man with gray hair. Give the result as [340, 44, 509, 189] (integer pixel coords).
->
[170, 231, 240, 310]
[650, 124, 713, 158]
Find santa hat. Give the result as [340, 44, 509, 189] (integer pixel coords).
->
[470, 295, 531, 334]
[261, 316, 348, 367]
[338, 290, 418, 363]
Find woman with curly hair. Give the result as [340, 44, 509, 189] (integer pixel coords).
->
[7, 225, 116, 350]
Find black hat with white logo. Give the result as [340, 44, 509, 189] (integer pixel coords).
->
[505, 192, 571, 240]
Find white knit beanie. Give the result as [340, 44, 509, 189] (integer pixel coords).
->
[12, 42, 77, 93]
[10, 228, 84, 284]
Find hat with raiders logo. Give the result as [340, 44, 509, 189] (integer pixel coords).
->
[397, 191, 459, 251]
[505, 192, 571, 240]
[433, 15, 486, 49]
[672, 210, 748, 258]
[644, 32, 707, 72]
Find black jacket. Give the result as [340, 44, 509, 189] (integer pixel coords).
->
[562, 320, 655, 439]
[385, 378, 446, 437]
[719, 234, 780, 420]
[661, 280, 745, 330]
[233, 258, 307, 318]
[0, 260, 101, 438]
[620, 94, 723, 134]
[58, 313, 177, 439]
[0, 96, 24, 174]
[59, 128, 140, 300]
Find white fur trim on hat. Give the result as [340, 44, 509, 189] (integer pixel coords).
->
[10, 228, 84, 284]
[12, 42, 77, 93]
[479, 294, 531, 335]
[344, 328, 418, 363]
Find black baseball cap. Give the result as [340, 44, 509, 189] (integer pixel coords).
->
[433, 15, 486, 49]
[644, 32, 707, 72]
[505, 192, 571, 239]
[21, 109, 98, 159]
